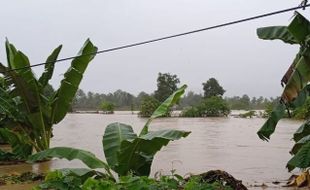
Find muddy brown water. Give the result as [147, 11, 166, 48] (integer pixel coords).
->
[0, 112, 306, 189]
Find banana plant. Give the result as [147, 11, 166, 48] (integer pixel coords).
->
[256, 12, 310, 171]
[28, 85, 190, 178]
[0, 39, 97, 160]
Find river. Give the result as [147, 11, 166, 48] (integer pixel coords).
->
[0, 112, 304, 189]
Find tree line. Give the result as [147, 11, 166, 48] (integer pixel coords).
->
[60, 73, 279, 112]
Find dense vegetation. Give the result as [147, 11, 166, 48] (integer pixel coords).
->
[71, 87, 278, 112]
[32, 170, 234, 190]
[0, 39, 97, 160]
[181, 78, 230, 117]
[100, 101, 115, 114]
[257, 12, 310, 173]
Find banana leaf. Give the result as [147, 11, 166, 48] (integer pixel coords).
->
[287, 141, 310, 171]
[0, 87, 24, 121]
[116, 129, 190, 176]
[257, 85, 310, 141]
[6, 41, 39, 97]
[102, 123, 137, 170]
[287, 12, 310, 42]
[290, 135, 310, 155]
[5, 38, 17, 69]
[293, 120, 310, 142]
[257, 26, 298, 44]
[0, 61, 38, 113]
[281, 55, 310, 103]
[27, 147, 113, 178]
[0, 128, 32, 159]
[139, 84, 187, 136]
[51, 39, 97, 124]
[38, 45, 62, 90]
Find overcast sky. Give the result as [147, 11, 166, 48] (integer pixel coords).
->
[0, 1, 309, 97]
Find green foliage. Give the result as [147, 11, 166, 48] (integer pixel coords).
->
[239, 110, 256, 118]
[287, 142, 310, 172]
[51, 40, 97, 124]
[28, 147, 113, 177]
[181, 106, 203, 117]
[35, 170, 234, 190]
[292, 97, 310, 119]
[203, 96, 230, 117]
[257, 12, 310, 171]
[43, 84, 55, 99]
[0, 171, 44, 185]
[262, 103, 274, 118]
[178, 91, 203, 109]
[0, 128, 32, 159]
[181, 96, 230, 117]
[33, 169, 105, 190]
[138, 95, 160, 117]
[72, 89, 136, 111]
[102, 123, 137, 169]
[180, 78, 229, 118]
[71, 88, 276, 112]
[293, 120, 310, 142]
[0, 39, 97, 160]
[154, 73, 180, 102]
[29, 85, 190, 178]
[100, 101, 115, 114]
[184, 176, 233, 190]
[103, 85, 190, 176]
[257, 26, 298, 44]
[111, 129, 190, 176]
[202, 78, 225, 98]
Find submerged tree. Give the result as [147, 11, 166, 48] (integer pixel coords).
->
[138, 95, 160, 117]
[154, 72, 180, 102]
[181, 78, 230, 117]
[202, 78, 225, 98]
[0, 39, 97, 160]
[100, 101, 115, 114]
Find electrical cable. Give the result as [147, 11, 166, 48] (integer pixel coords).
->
[3, 4, 310, 72]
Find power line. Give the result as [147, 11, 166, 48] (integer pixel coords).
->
[4, 4, 310, 72]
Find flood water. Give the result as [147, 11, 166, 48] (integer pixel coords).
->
[0, 112, 305, 189]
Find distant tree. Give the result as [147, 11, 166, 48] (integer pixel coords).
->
[100, 101, 115, 114]
[203, 96, 230, 117]
[181, 96, 230, 117]
[179, 91, 203, 108]
[240, 94, 250, 109]
[202, 78, 225, 98]
[257, 96, 264, 105]
[72, 89, 88, 110]
[262, 103, 273, 118]
[43, 83, 55, 98]
[113, 90, 134, 110]
[154, 73, 180, 102]
[251, 97, 257, 107]
[292, 97, 310, 119]
[138, 95, 160, 117]
[181, 106, 202, 117]
[135, 91, 148, 106]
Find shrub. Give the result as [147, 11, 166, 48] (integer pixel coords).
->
[139, 95, 160, 117]
[181, 106, 202, 117]
[202, 96, 231, 117]
[100, 101, 115, 114]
